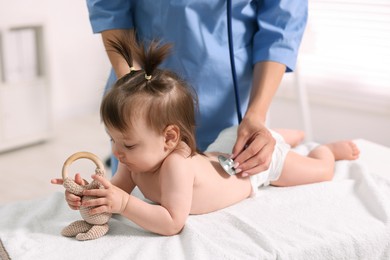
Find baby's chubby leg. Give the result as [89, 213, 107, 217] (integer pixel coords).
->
[271, 140, 360, 187]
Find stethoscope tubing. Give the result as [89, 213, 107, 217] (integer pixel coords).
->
[227, 0, 243, 124]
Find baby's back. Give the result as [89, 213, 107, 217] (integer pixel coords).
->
[189, 152, 252, 214]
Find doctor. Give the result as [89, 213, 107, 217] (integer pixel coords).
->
[86, 0, 308, 177]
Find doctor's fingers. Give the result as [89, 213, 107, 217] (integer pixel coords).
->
[233, 131, 274, 165]
[232, 133, 250, 159]
[236, 142, 274, 176]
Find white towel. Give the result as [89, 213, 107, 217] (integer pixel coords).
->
[1, 153, 390, 259]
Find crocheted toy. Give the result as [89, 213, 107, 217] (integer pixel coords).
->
[61, 152, 112, 241]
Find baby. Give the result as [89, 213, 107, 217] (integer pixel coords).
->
[52, 31, 359, 236]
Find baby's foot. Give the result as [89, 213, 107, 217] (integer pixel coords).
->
[325, 141, 360, 161]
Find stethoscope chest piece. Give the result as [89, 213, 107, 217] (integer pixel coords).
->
[218, 155, 237, 176]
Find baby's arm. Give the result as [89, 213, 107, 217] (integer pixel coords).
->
[83, 154, 194, 236]
[51, 162, 136, 210]
[123, 154, 194, 235]
[110, 162, 136, 193]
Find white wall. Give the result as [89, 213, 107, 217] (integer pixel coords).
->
[269, 77, 390, 147]
[0, 0, 111, 123]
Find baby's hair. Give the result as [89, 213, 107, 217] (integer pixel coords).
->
[106, 30, 138, 72]
[139, 40, 171, 81]
[101, 30, 199, 155]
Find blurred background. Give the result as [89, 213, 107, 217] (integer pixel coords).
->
[0, 0, 389, 203]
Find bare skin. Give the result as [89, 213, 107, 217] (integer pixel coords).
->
[325, 141, 360, 160]
[271, 139, 360, 187]
[52, 125, 360, 236]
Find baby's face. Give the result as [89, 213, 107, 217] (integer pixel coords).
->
[106, 119, 169, 174]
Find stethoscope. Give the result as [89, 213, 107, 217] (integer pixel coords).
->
[218, 0, 241, 176]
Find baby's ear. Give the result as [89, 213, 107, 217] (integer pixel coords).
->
[164, 125, 180, 149]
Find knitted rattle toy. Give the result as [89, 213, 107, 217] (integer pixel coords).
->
[61, 151, 112, 241]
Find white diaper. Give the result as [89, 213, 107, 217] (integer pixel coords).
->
[206, 126, 290, 197]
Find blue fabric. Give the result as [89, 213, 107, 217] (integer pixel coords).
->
[87, 0, 307, 153]
[104, 70, 119, 174]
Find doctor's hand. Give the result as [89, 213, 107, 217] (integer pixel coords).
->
[231, 118, 275, 177]
[82, 174, 130, 215]
[51, 173, 87, 210]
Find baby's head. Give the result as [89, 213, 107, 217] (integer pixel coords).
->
[100, 31, 198, 156]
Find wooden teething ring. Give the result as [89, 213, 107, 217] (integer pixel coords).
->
[62, 151, 105, 180]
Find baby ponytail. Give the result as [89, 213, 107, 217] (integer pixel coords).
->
[138, 40, 172, 81]
[106, 29, 172, 82]
[106, 30, 139, 75]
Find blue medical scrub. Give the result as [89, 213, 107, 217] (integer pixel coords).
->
[87, 0, 308, 173]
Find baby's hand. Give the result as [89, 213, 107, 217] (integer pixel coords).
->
[82, 174, 129, 215]
[51, 173, 86, 210]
